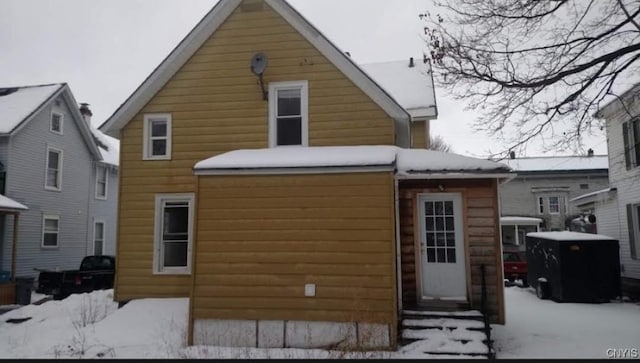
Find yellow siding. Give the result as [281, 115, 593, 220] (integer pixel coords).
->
[192, 172, 397, 325]
[115, 1, 396, 300]
[411, 121, 428, 149]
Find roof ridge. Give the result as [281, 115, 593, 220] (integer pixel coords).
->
[0, 83, 65, 90]
[509, 155, 608, 160]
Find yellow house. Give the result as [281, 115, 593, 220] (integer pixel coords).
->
[101, 0, 512, 350]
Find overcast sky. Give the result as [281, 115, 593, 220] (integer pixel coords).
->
[0, 0, 607, 157]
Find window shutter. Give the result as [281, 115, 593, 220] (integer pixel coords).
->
[627, 204, 637, 260]
[622, 122, 631, 170]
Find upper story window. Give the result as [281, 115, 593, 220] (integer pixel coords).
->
[50, 111, 63, 135]
[42, 215, 60, 248]
[268, 81, 308, 148]
[45, 147, 63, 191]
[143, 114, 172, 160]
[548, 196, 560, 215]
[623, 118, 640, 169]
[96, 165, 108, 200]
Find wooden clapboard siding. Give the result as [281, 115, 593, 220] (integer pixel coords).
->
[399, 179, 505, 324]
[192, 172, 397, 326]
[115, 1, 398, 301]
[411, 121, 428, 149]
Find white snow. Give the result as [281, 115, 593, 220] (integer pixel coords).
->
[89, 123, 120, 166]
[493, 286, 640, 359]
[403, 310, 483, 318]
[0, 194, 28, 211]
[0, 84, 62, 134]
[360, 59, 437, 119]
[503, 155, 608, 172]
[570, 187, 615, 202]
[194, 146, 511, 176]
[1, 288, 638, 359]
[527, 231, 616, 241]
[501, 216, 543, 224]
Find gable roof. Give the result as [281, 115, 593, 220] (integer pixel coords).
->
[0, 84, 63, 134]
[594, 82, 640, 119]
[0, 83, 102, 161]
[502, 155, 609, 173]
[360, 59, 438, 120]
[99, 0, 411, 139]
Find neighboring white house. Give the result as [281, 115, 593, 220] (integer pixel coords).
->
[573, 83, 640, 300]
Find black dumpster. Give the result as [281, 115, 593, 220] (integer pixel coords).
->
[526, 231, 621, 303]
[15, 277, 34, 305]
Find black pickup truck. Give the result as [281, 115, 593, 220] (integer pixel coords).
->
[36, 255, 116, 300]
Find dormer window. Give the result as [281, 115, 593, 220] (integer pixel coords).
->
[268, 81, 308, 147]
[50, 111, 63, 134]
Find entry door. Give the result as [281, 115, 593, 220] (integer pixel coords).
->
[418, 193, 467, 301]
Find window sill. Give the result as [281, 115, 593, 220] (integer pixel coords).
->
[44, 187, 62, 192]
[95, 196, 108, 201]
[41, 246, 59, 250]
[143, 156, 172, 161]
[153, 270, 191, 276]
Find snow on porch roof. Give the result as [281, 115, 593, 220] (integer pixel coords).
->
[0, 194, 28, 212]
[360, 59, 437, 119]
[193, 146, 512, 176]
[527, 231, 616, 241]
[501, 216, 543, 225]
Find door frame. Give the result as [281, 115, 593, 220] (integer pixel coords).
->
[413, 191, 470, 304]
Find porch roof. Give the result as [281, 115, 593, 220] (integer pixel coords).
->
[0, 194, 28, 213]
[570, 187, 616, 204]
[193, 146, 512, 177]
[500, 216, 543, 226]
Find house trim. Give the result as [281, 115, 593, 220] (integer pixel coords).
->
[99, 0, 411, 143]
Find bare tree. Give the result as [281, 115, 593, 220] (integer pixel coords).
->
[422, 0, 640, 158]
[429, 134, 453, 153]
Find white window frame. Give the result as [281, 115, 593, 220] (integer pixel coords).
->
[153, 193, 195, 275]
[548, 196, 561, 215]
[268, 80, 309, 148]
[143, 113, 172, 160]
[93, 220, 106, 255]
[50, 111, 64, 135]
[44, 146, 63, 191]
[95, 165, 109, 200]
[42, 215, 60, 248]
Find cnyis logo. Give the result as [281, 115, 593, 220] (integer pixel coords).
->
[606, 348, 639, 359]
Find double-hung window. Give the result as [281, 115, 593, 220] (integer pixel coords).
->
[537, 197, 545, 214]
[96, 165, 108, 199]
[269, 81, 308, 147]
[42, 215, 59, 248]
[45, 147, 63, 191]
[154, 194, 194, 274]
[94, 221, 105, 255]
[623, 118, 640, 169]
[50, 111, 63, 134]
[143, 114, 172, 160]
[548, 196, 560, 215]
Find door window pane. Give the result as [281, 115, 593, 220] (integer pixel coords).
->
[423, 198, 458, 264]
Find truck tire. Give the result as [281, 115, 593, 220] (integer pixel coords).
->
[536, 282, 549, 300]
[521, 277, 529, 287]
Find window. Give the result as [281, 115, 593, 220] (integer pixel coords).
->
[538, 197, 545, 214]
[580, 184, 589, 190]
[549, 196, 560, 214]
[95, 165, 108, 199]
[42, 215, 59, 248]
[143, 114, 172, 160]
[623, 118, 640, 169]
[154, 194, 194, 274]
[50, 111, 63, 134]
[45, 147, 63, 191]
[628, 204, 640, 260]
[268, 81, 308, 148]
[423, 200, 457, 264]
[93, 221, 105, 255]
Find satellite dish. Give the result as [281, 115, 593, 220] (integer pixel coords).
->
[251, 53, 268, 75]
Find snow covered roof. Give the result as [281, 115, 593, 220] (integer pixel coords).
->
[0, 194, 28, 212]
[194, 146, 512, 177]
[570, 187, 616, 203]
[89, 124, 120, 167]
[503, 156, 608, 172]
[527, 231, 616, 241]
[501, 216, 543, 225]
[360, 59, 437, 119]
[0, 84, 63, 134]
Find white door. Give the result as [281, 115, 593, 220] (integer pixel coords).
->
[418, 193, 467, 301]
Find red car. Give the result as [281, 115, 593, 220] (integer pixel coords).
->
[503, 249, 528, 286]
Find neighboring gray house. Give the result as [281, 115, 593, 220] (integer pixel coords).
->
[572, 84, 640, 299]
[0, 84, 119, 278]
[499, 154, 609, 248]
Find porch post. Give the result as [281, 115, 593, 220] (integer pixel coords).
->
[11, 213, 19, 283]
[514, 225, 520, 246]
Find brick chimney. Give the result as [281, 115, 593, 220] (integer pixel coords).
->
[79, 103, 92, 125]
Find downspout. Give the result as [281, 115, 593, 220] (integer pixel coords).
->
[394, 178, 403, 316]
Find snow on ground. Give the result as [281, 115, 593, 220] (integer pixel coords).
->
[1, 287, 638, 359]
[493, 286, 640, 359]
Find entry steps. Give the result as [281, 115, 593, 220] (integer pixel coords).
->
[399, 310, 492, 359]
